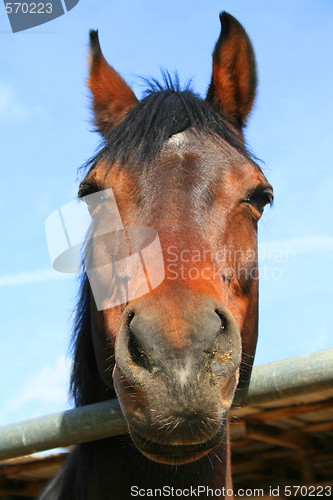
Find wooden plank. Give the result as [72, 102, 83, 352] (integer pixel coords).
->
[300, 420, 333, 433]
[246, 422, 312, 450]
[0, 479, 45, 497]
[0, 454, 66, 477]
[248, 399, 333, 422]
[237, 448, 300, 462]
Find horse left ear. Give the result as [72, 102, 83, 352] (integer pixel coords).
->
[206, 12, 257, 129]
[88, 30, 138, 135]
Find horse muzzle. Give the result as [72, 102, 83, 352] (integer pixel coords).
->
[113, 294, 242, 464]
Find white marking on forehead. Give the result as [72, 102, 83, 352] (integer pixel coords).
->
[167, 131, 188, 148]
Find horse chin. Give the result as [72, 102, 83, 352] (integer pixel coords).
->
[139, 449, 211, 465]
[129, 423, 226, 466]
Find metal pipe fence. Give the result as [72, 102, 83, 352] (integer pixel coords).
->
[0, 349, 332, 461]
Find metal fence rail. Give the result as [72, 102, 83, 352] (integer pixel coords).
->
[0, 349, 332, 461]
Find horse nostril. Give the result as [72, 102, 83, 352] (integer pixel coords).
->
[127, 311, 135, 326]
[215, 309, 227, 332]
[127, 321, 154, 373]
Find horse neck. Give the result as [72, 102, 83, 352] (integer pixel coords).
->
[70, 424, 234, 500]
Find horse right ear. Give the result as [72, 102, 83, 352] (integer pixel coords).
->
[206, 12, 257, 130]
[88, 30, 138, 135]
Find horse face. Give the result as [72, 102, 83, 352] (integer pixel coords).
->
[80, 13, 273, 464]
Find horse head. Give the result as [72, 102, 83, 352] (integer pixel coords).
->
[75, 12, 273, 466]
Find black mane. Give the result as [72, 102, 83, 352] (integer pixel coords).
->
[84, 75, 255, 172]
[70, 274, 115, 407]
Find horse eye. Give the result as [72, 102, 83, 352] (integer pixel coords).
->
[244, 188, 274, 213]
[78, 184, 108, 214]
[78, 181, 99, 199]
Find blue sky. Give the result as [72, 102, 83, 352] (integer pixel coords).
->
[0, 0, 332, 426]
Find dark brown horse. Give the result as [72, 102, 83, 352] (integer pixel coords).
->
[40, 12, 273, 500]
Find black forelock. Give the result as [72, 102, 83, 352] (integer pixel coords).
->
[83, 73, 255, 173]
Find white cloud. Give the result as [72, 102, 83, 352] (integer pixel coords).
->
[0, 356, 71, 425]
[0, 81, 27, 120]
[0, 268, 74, 286]
[259, 234, 333, 262]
